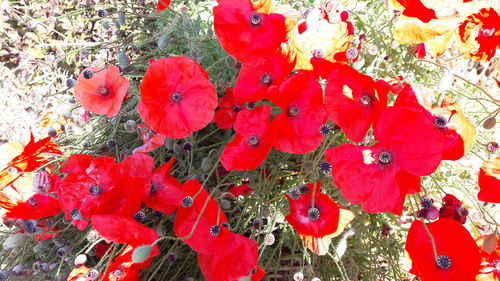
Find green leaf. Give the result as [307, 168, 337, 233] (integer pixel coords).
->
[132, 245, 152, 263]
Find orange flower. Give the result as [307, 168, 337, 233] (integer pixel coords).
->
[288, 7, 352, 71]
[457, 7, 500, 61]
[0, 133, 61, 195]
[478, 157, 500, 203]
[74, 65, 130, 117]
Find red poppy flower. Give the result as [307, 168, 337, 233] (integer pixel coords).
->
[284, 182, 354, 255]
[227, 184, 254, 198]
[74, 65, 129, 117]
[213, 88, 244, 130]
[213, 0, 289, 63]
[270, 72, 328, 154]
[438, 194, 468, 224]
[3, 193, 60, 220]
[475, 234, 500, 281]
[325, 64, 390, 142]
[478, 157, 500, 203]
[326, 106, 444, 214]
[458, 8, 500, 61]
[221, 105, 275, 171]
[405, 219, 481, 281]
[117, 153, 154, 181]
[144, 157, 183, 215]
[393, 0, 437, 23]
[91, 214, 158, 247]
[326, 143, 420, 214]
[0, 133, 61, 192]
[174, 179, 228, 254]
[394, 85, 476, 160]
[197, 232, 259, 281]
[157, 0, 171, 13]
[233, 49, 296, 103]
[132, 124, 166, 154]
[138, 57, 218, 139]
[93, 176, 149, 217]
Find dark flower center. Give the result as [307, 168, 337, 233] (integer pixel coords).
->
[28, 197, 38, 207]
[287, 106, 300, 117]
[420, 197, 434, 209]
[245, 101, 257, 110]
[181, 196, 194, 208]
[288, 187, 301, 200]
[70, 209, 81, 220]
[434, 116, 447, 129]
[248, 136, 259, 146]
[312, 48, 326, 59]
[170, 92, 183, 103]
[98, 87, 110, 96]
[182, 142, 193, 152]
[249, 13, 262, 27]
[319, 124, 331, 136]
[299, 184, 309, 194]
[209, 225, 221, 236]
[221, 222, 230, 229]
[436, 255, 452, 269]
[150, 183, 158, 194]
[378, 152, 392, 164]
[456, 206, 469, 217]
[89, 185, 101, 195]
[359, 94, 373, 107]
[133, 211, 146, 223]
[112, 268, 124, 278]
[479, 27, 495, 38]
[308, 207, 320, 221]
[261, 74, 273, 86]
[232, 104, 242, 113]
[318, 161, 332, 174]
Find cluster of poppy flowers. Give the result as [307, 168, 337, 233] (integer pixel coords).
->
[0, 0, 498, 280]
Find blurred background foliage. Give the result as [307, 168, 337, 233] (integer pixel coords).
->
[0, 0, 498, 280]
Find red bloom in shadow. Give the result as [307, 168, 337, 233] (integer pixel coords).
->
[270, 72, 328, 154]
[3, 193, 60, 220]
[285, 182, 354, 255]
[0, 133, 61, 194]
[405, 219, 481, 281]
[325, 64, 390, 142]
[475, 234, 500, 281]
[198, 232, 259, 281]
[91, 215, 158, 247]
[157, 0, 171, 13]
[221, 105, 275, 171]
[394, 0, 437, 23]
[439, 194, 468, 224]
[174, 179, 228, 254]
[227, 184, 254, 198]
[144, 157, 182, 215]
[326, 106, 444, 214]
[213, 88, 244, 130]
[394, 85, 476, 160]
[213, 0, 288, 63]
[138, 57, 218, 139]
[478, 157, 500, 204]
[233, 49, 296, 102]
[458, 8, 500, 61]
[132, 124, 166, 154]
[74, 65, 129, 117]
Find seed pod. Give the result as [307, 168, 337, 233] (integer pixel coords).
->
[117, 52, 129, 68]
[483, 117, 496, 129]
[117, 12, 126, 25]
